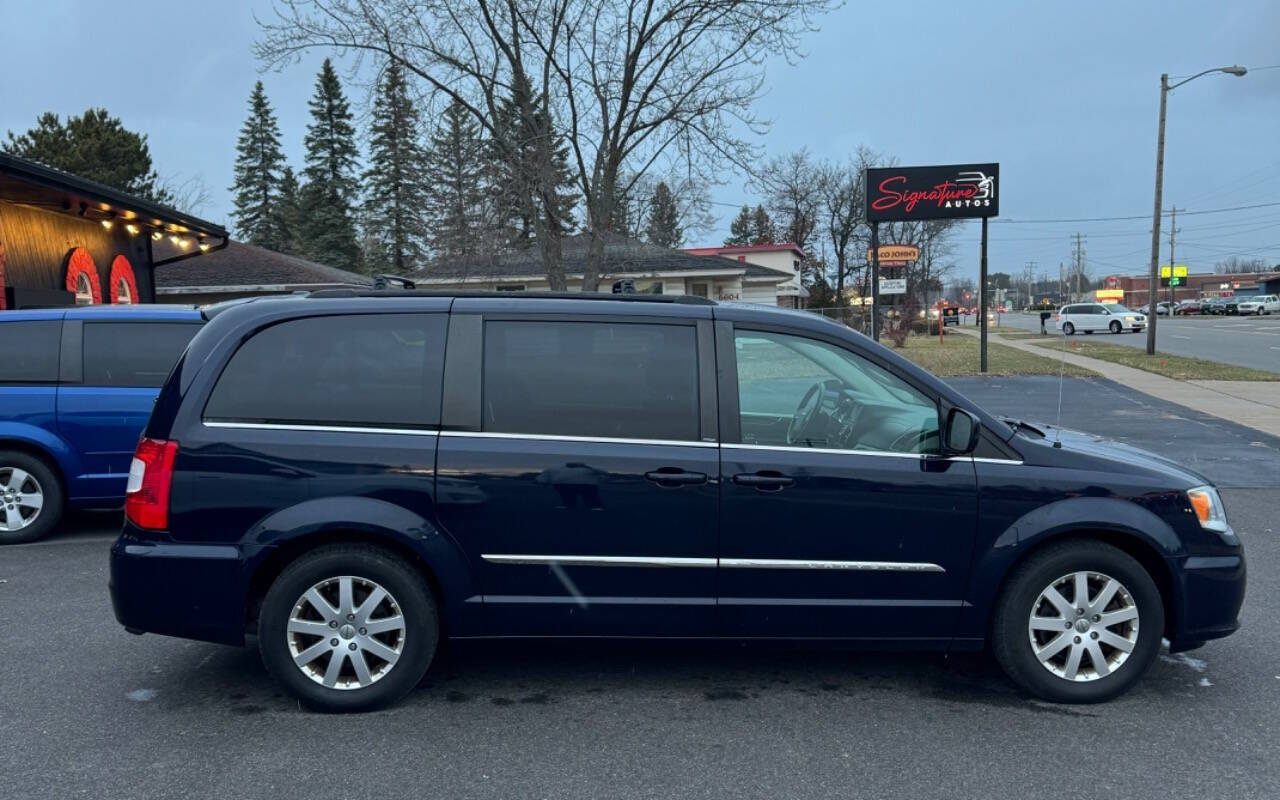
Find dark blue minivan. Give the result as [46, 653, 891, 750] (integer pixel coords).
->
[0, 305, 202, 543]
[110, 293, 1245, 711]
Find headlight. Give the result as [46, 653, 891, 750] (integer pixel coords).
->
[1187, 486, 1228, 532]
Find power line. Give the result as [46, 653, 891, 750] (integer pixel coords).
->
[991, 200, 1280, 225]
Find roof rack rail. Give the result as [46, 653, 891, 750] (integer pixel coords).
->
[306, 289, 717, 305]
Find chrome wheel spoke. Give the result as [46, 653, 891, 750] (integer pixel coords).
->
[363, 615, 404, 635]
[4, 468, 29, 491]
[16, 493, 42, 511]
[1085, 640, 1110, 677]
[1072, 572, 1089, 609]
[292, 639, 331, 668]
[2, 505, 25, 531]
[1062, 642, 1085, 680]
[1042, 587, 1075, 618]
[303, 588, 338, 622]
[1097, 629, 1135, 653]
[1029, 615, 1065, 633]
[360, 636, 400, 666]
[1035, 632, 1072, 662]
[1100, 607, 1138, 628]
[287, 619, 332, 637]
[349, 650, 373, 685]
[354, 586, 387, 625]
[323, 650, 347, 687]
[1090, 578, 1120, 613]
[338, 577, 354, 616]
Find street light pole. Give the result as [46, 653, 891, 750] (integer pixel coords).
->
[1145, 65, 1247, 356]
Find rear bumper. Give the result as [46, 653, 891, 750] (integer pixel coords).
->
[1168, 550, 1246, 650]
[109, 533, 268, 646]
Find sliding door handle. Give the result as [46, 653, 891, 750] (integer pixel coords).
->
[732, 472, 794, 491]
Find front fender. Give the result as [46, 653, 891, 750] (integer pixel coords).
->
[961, 496, 1182, 638]
[244, 496, 480, 634]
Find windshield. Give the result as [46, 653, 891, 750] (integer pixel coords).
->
[1104, 304, 1133, 314]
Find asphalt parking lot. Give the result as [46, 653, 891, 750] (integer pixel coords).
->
[996, 311, 1280, 373]
[3, 377, 1277, 800]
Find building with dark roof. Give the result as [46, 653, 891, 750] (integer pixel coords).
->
[408, 231, 792, 303]
[154, 241, 372, 304]
[0, 152, 227, 309]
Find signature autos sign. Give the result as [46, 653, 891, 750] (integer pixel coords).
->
[865, 163, 999, 222]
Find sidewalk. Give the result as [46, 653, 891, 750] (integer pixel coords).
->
[951, 328, 1280, 438]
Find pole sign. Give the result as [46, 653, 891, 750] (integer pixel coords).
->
[879, 278, 907, 295]
[866, 244, 920, 263]
[1160, 264, 1187, 287]
[865, 163, 1000, 221]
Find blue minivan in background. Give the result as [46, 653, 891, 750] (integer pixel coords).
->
[0, 305, 202, 543]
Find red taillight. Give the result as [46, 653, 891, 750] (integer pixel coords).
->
[124, 438, 178, 530]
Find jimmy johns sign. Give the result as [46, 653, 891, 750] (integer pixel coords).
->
[865, 163, 999, 221]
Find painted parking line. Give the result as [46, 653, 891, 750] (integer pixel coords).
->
[1171, 335, 1191, 340]
[3, 535, 117, 548]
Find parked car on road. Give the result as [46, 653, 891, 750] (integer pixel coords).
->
[1222, 297, 1246, 315]
[1174, 300, 1203, 315]
[111, 292, 1243, 711]
[1201, 297, 1229, 315]
[1056, 303, 1146, 335]
[1139, 302, 1174, 316]
[0, 306, 202, 543]
[1236, 294, 1279, 315]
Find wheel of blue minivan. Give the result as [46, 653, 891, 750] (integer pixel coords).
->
[992, 540, 1163, 703]
[258, 544, 438, 712]
[0, 451, 63, 544]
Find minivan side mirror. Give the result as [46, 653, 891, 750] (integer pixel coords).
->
[943, 408, 981, 454]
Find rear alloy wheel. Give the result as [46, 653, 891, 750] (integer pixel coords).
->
[259, 544, 438, 712]
[1062, 322, 1075, 335]
[1109, 320, 1122, 334]
[0, 452, 63, 544]
[992, 540, 1163, 703]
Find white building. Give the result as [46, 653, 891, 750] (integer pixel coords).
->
[409, 233, 791, 302]
[682, 243, 809, 307]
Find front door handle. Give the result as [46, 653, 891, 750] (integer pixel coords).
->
[644, 468, 709, 487]
[732, 472, 795, 492]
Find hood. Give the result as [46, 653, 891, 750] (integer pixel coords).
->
[1016, 423, 1211, 488]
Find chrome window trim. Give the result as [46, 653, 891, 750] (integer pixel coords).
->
[971, 456, 1025, 465]
[202, 421, 440, 437]
[482, 554, 717, 568]
[721, 442, 930, 460]
[482, 554, 944, 573]
[441, 430, 717, 448]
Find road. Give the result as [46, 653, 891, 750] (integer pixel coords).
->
[993, 311, 1280, 373]
[2, 378, 1277, 800]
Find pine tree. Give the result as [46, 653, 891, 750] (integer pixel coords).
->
[229, 82, 286, 247]
[751, 204, 776, 245]
[645, 181, 682, 248]
[424, 99, 487, 260]
[274, 166, 303, 255]
[362, 62, 430, 274]
[298, 59, 361, 268]
[724, 205, 753, 246]
[488, 75, 577, 249]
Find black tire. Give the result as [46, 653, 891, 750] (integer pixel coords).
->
[258, 544, 438, 712]
[1109, 320, 1121, 334]
[0, 450, 64, 544]
[1062, 322, 1075, 335]
[992, 540, 1163, 703]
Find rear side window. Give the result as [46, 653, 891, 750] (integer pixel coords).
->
[0, 321, 61, 383]
[483, 320, 700, 441]
[204, 314, 446, 428]
[83, 322, 201, 388]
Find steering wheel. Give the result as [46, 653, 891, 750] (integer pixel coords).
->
[787, 379, 842, 446]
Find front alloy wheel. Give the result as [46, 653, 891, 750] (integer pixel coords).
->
[0, 467, 44, 533]
[993, 540, 1163, 703]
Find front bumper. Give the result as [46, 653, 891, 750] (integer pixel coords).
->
[1168, 546, 1246, 650]
[110, 533, 268, 646]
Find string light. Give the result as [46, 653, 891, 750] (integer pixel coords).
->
[101, 219, 113, 230]
[151, 229, 164, 241]
[125, 223, 140, 236]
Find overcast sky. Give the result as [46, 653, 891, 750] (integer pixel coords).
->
[5, 0, 1278, 283]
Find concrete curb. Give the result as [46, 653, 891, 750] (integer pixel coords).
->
[949, 328, 1280, 438]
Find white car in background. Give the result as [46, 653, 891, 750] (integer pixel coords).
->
[1056, 303, 1147, 335]
[1236, 294, 1279, 315]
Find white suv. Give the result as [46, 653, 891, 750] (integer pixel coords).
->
[1236, 295, 1279, 315]
[1056, 303, 1146, 335]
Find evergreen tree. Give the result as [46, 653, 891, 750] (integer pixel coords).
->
[489, 75, 577, 249]
[424, 98, 487, 260]
[299, 58, 361, 268]
[645, 181, 682, 248]
[751, 204, 776, 244]
[5, 109, 168, 202]
[273, 166, 304, 255]
[362, 62, 430, 274]
[229, 82, 286, 247]
[724, 205, 753, 246]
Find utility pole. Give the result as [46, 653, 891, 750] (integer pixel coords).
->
[1071, 234, 1086, 301]
[1024, 260, 1037, 309]
[1167, 206, 1181, 306]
